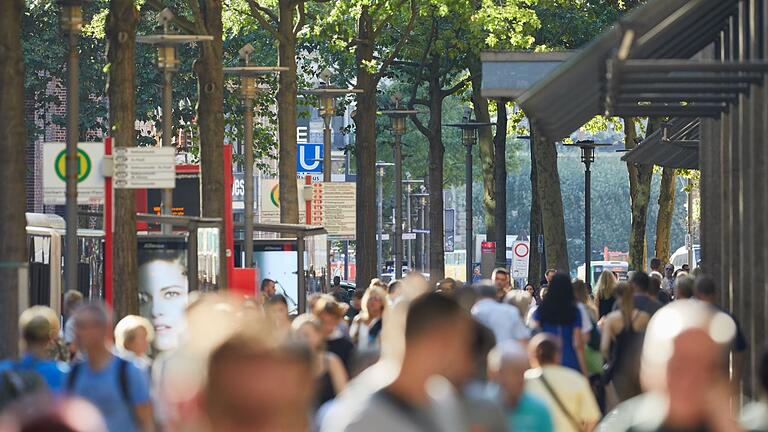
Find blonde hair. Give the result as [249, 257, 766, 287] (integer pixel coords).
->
[19, 305, 60, 336]
[504, 290, 533, 319]
[360, 286, 388, 321]
[114, 315, 154, 352]
[595, 270, 618, 300]
[615, 282, 634, 323]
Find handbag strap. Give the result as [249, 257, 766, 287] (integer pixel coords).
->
[538, 372, 584, 432]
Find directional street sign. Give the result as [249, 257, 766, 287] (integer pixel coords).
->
[402, 233, 417, 240]
[113, 147, 176, 189]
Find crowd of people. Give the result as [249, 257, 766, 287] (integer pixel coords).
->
[0, 261, 765, 431]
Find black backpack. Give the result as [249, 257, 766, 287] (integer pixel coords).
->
[0, 363, 48, 410]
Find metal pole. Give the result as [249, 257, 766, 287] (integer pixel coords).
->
[65, 26, 80, 294]
[243, 95, 254, 267]
[298, 236, 306, 313]
[377, 168, 384, 276]
[323, 111, 332, 286]
[161, 69, 174, 234]
[687, 177, 694, 268]
[420, 199, 427, 273]
[406, 186, 412, 273]
[465, 139, 473, 285]
[584, 158, 592, 286]
[394, 134, 403, 280]
[188, 222, 199, 292]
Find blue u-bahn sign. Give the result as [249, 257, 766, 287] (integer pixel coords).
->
[297, 143, 324, 174]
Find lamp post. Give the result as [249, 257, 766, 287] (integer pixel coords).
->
[382, 94, 417, 280]
[301, 70, 362, 286]
[376, 162, 394, 276]
[58, 0, 87, 293]
[411, 192, 430, 273]
[137, 9, 212, 234]
[566, 140, 611, 285]
[446, 110, 494, 282]
[224, 44, 287, 268]
[403, 179, 424, 273]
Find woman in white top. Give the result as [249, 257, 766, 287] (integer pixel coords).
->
[349, 286, 387, 350]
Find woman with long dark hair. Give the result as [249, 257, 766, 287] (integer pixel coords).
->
[530, 273, 587, 375]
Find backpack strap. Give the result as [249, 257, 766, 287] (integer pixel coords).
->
[117, 357, 132, 405]
[66, 362, 82, 393]
[538, 372, 584, 432]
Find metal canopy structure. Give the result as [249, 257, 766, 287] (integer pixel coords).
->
[622, 118, 700, 169]
[517, 0, 739, 140]
[480, 51, 571, 99]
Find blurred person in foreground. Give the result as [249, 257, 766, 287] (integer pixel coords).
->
[674, 275, 695, 300]
[504, 289, 533, 322]
[323, 293, 474, 432]
[0, 396, 107, 432]
[694, 275, 747, 394]
[67, 304, 154, 432]
[471, 281, 529, 344]
[600, 282, 650, 404]
[203, 328, 315, 432]
[487, 340, 554, 432]
[492, 268, 512, 300]
[63, 290, 84, 360]
[114, 315, 154, 372]
[345, 290, 365, 323]
[597, 300, 740, 432]
[613, 271, 662, 317]
[264, 294, 292, 339]
[436, 277, 460, 295]
[292, 315, 348, 409]
[525, 334, 601, 432]
[314, 297, 355, 373]
[0, 308, 69, 408]
[740, 342, 768, 431]
[530, 273, 588, 375]
[350, 286, 387, 350]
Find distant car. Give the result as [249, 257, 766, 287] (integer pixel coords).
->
[669, 245, 700, 270]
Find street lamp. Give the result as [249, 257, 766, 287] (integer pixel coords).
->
[137, 9, 212, 234]
[224, 44, 287, 268]
[301, 69, 362, 286]
[375, 161, 395, 276]
[445, 109, 494, 282]
[58, 0, 86, 293]
[381, 94, 417, 280]
[565, 140, 611, 285]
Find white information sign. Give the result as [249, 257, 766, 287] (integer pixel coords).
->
[511, 241, 530, 278]
[43, 142, 105, 205]
[311, 182, 356, 238]
[259, 179, 307, 223]
[113, 147, 175, 189]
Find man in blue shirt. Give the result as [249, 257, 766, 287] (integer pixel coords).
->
[487, 340, 554, 432]
[67, 303, 154, 432]
[0, 307, 69, 401]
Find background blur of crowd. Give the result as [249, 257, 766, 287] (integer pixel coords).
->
[0, 260, 766, 432]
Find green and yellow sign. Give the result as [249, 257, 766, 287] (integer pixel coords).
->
[54, 149, 92, 183]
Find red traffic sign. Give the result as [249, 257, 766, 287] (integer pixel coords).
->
[514, 242, 529, 258]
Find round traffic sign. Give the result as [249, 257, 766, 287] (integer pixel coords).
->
[514, 242, 529, 258]
[54, 149, 91, 183]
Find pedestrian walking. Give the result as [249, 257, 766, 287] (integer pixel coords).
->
[114, 315, 154, 373]
[67, 303, 154, 432]
[472, 281, 530, 344]
[525, 334, 601, 432]
[292, 314, 348, 410]
[530, 273, 588, 375]
[314, 297, 356, 373]
[600, 282, 650, 404]
[350, 286, 387, 350]
[487, 340, 554, 432]
[594, 270, 617, 319]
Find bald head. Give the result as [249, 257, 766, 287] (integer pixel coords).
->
[488, 340, 529, 374]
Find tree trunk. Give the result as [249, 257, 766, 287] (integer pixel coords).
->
[531, 124, 569, 273]
[654, 167, 676, 264]
[470, 62, 495, 243]
[277, 0, 298, 225]
[353, 7, 378, 286]
[427, 60, 445, 283]
[528, 132, 543, 285]
[624, 117, 654, 271]
[0, 0, 25, 358]
[493, 100, 508, 267]
[194, 0, 227, 287]
[106, 0, 139, 317]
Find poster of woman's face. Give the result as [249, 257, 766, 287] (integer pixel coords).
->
[138, 237, 189, 353]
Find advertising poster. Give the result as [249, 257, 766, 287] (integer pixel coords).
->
[254, 239, 299, 314]
[138, 236, 189, 353]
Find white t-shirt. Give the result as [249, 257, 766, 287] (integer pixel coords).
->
[577, 303, 594, 334]
[471, 298, 530, 343]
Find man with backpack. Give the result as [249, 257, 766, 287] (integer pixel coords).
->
[0, 307, 69, 409]
[67, 303, 155, 432]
